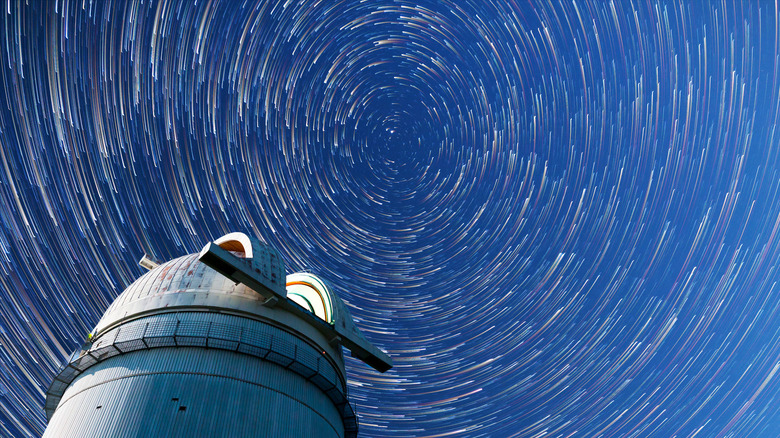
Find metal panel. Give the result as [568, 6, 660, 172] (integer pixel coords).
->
[207, 322, 240, 350]
[175, 321, 208, 347]
[114, 322, 147, 353]
[45, 348, 344, 438]
[144, 318, 178, 348]
[73, 351, 99, 370]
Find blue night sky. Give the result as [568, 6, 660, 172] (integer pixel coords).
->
[2, 1, 780, 437]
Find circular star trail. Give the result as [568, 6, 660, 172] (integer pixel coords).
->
[3, 1, 780, 437]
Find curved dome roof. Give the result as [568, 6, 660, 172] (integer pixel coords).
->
[89, 232, 392, 372]
[93, 252, 265, 335]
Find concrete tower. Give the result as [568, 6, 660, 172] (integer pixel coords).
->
[44, 232, 392, 438]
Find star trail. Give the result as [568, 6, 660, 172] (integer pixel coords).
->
[3, 0, 780, 436]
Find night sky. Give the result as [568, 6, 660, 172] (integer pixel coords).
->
[2, 1, 780, 437]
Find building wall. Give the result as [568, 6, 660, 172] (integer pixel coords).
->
[44, 347, 344, 438]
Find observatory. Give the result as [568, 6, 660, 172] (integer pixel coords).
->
[43, 232, 391, 437]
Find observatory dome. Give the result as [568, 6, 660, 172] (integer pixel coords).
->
[43, 232, 389, 438]
[93, 252, 274, 336]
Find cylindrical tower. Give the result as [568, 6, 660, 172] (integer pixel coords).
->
[44, 232, 391, 438]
